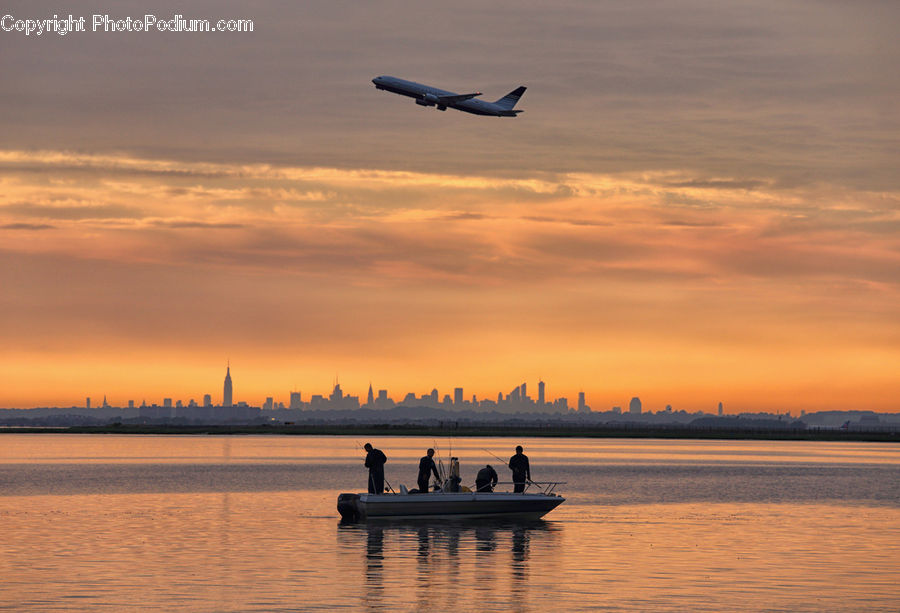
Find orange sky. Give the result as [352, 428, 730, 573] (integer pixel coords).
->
[1, 149, 897, 411]
[1, 1, 898, 411]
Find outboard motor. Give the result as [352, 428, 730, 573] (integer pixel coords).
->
[444, 457, 462, 492]
[337, 493, 361, 522]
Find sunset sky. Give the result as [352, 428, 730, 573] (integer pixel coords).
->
[2, 1, 898, 411]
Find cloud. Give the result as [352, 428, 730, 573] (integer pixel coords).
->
[1, 149, 898, 291]
[521, 215, 612, 227]
[662, 179, 768, 191]
[152, 221, 246, 229]
[1, 223, 56, 230]
[446, 212, 489, 220]
[1, 202, 143, 221]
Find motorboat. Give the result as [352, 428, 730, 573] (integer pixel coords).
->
[339, 454, 564, 522]
[337, 479, 565, 522]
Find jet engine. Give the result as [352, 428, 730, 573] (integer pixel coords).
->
[415, 99, 432, 106]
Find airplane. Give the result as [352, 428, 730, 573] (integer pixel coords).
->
[372, 75, 526, 117]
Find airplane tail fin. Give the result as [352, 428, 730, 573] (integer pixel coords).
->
[493, 86, 526, 110]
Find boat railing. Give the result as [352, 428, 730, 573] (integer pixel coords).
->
[477, 480, 566, 495]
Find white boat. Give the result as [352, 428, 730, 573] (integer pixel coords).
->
[337, 482, 565, 522]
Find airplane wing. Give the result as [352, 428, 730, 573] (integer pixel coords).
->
[438, 92, 482, 103]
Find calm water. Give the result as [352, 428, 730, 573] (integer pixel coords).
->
[1, 435, 898, 612]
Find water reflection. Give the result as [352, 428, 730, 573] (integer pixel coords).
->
[415, 526, 431, 610]
[511, 524, 530, 599]
[365, 526, 385, 608]
[475, 526, 497, 552]
[337, 520, 558, 611]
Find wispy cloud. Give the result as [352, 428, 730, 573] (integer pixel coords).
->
[152, 221, 247, 229]
[2, 202, 144, 221]
[1, 149, 898, 290]
[1, 222, 56, 230]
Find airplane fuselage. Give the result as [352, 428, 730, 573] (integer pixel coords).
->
[372, 76, 524, 117]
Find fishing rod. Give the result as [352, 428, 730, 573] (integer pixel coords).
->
[432, 440, 447, 490]
[482, 447, 507, 464]
[357, 440, 395, 494]
[482, 447, 538, 488]
[432, 440, 443, 477]
[366, 472, 396, 495]
[435, 439, 457, 487]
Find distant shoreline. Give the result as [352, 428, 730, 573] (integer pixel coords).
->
[1, 424, 897, 442]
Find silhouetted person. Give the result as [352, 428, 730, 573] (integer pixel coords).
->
[475, 464, 499, 492]
[508, 445, 530, 493]
[364, 443, 387, 494]
[417, 448, 440, 493]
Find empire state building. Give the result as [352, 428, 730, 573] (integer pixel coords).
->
[223, 365, 233, 407]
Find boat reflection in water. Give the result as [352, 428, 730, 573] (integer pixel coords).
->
[337, 520, 560, 611]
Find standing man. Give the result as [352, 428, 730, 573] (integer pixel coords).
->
[508, 445, 530, 493]
[417, 448, 440, 493]
[475, 464, 499, 492]
[363, 443, 387, 494]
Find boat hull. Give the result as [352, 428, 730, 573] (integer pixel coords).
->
[337, 491, 565, 522]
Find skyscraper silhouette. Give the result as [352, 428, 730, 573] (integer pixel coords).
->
[629, 397, 642, 414]
[223, 364, 233, 407]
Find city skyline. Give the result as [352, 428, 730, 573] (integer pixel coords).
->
[0, 363, 835, 417]
[1, 351, 897, 413]
[41, 368, 606, 414]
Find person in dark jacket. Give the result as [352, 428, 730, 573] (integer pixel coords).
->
[417, 448, 440, 493]
[363, 443, 387, 494]
[508, 445, 530, 493]
[475, 464, 499, 492]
